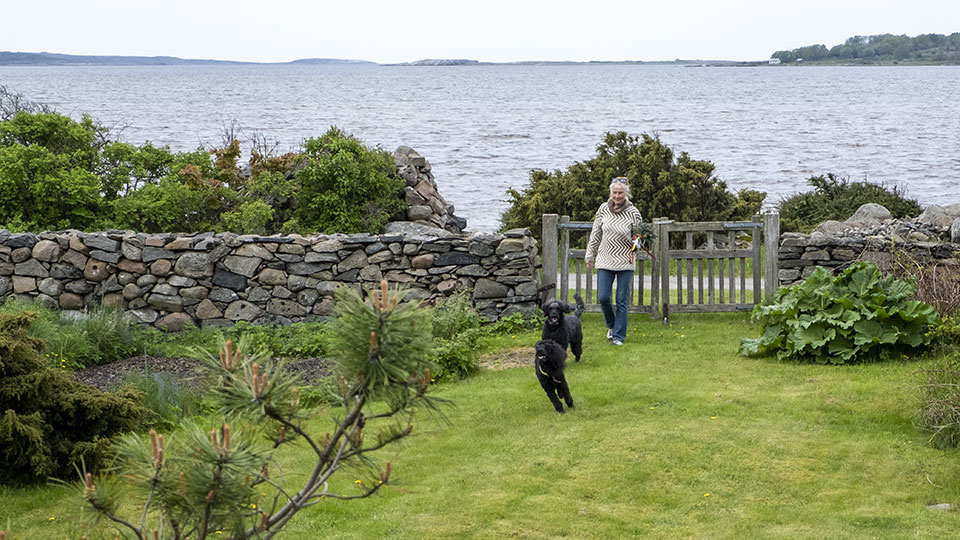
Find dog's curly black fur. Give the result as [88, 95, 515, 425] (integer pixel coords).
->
[541, 292, 585, 362]
[534, 339, 574, 413]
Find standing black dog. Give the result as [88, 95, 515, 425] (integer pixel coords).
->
[534, 339, 574, 413]
[541, 292, 585, 362]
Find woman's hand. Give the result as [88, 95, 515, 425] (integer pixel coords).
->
[586, 260, 593, 270]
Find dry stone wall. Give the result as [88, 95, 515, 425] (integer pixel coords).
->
[0, 224, 540, 330]
[778, 203, 960, 287]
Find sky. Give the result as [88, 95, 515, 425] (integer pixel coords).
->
[5, 0, 960, 64]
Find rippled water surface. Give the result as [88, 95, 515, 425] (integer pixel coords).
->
[2, 64, 958, 231]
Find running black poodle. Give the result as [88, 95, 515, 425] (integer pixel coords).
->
[541, 292, 585, 362]
[534, 339, 574, 413]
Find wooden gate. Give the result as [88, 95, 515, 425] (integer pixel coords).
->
[541, 213, 780, 321]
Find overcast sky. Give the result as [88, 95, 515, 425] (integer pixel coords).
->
[5, 1, 959, 63]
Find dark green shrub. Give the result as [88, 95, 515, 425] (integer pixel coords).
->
[778, 173, 922, 233]
[0, 311, 145, 484]
[501, 131, 765, 242]
[289, 127, 406, 234]
[0, 112, 104, 230]
[430, 292, 484, 381]
[740, 262, 939, 363]
[488, 310, 545, 335]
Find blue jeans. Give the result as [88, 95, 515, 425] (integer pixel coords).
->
[597, 268, 633, 342]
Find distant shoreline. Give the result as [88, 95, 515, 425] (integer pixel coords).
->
[2, 51, 957, 68]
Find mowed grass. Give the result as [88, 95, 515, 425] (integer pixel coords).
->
[4, 312, 960, 539]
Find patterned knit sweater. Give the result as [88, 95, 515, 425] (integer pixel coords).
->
[584, 202, 643, 271]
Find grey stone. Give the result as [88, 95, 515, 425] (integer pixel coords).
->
[311, 238, 343, 253]
[213, 268, 248, 291]
[50, 263, 82, 280]
[122, 283, 142, 300]
[150, 259, 173, 276]
[367, 249, 394, 264]
[209, 287, 239, 303]
[235, 243, 276, 260]
[0, 262, 13, 276]
[65, 280, 94, 294]
[474, 278, 510, 299]
[287, 275, 308, 292]
[59, 292, 85, 310]
[273, 286, 293, 299]
[952, 217, 960, 243]
[257, 268, 288, 286]
[32, 240, 61, 262]
[137, 274, 159, 287]
[121, 241, 143, 261]
[0, 276, 10, 295]
[117, 271, 136, 285]
[175, 252, 214, 278]
[435, 251, 479, 265]
[156, 312, 194, 332]
[194, 299, 223, 319]
[383, 221, 456, 239]
[335, 268, 360, 282]
[359, 265, 383, 282]
[411, 254, 434, 269]
[152, 284, 179, 296]
[297, 289, 319, 306]
[83, 259, 110, 281]
[247, 286, 272, 302]
[82, 235, 119, 251]
[12, 275, 36, 293]
[15, 259, 48, 277]
[223, 255, 261, 277]
[11, 247, 31, 263]
[317, 281, 340, 296]
[180, 286, 208, 300]
[778, 268, 801, 282]
[455, 264, 489, 277]
[60, 249, 88, 270]
[288, 262, 328, 276]
[279, 243, 305, 255]
[38, 277, 63, 296]
[147, 294, 183, 312]
[918, 205, 954, 228]
[225, 300, 263, 321]
[90, 249, 121, 263]
[801, 249, 830, 261]
[143, 247, 176, 262]
[304, 251, 338, 263]
[267, 298, 308, 317]
[201, 318, 234, 329]
[117, 259, 148, 274]
[5, 232, 38, 249]
[846, 203, 891, 224]
[338, 250, 368, 272]
[168, 275, 196, 287]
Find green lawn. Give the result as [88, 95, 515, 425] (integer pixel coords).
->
[4, 312, 960, 539]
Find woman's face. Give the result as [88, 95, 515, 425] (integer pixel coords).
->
[610, 184, 627, 205]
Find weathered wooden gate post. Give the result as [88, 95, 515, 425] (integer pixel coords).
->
[763, 212, 780, 301]
[542, 214, 558, 303]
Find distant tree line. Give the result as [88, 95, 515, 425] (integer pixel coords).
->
[772, 33, 960, 64]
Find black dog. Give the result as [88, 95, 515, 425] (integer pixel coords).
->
[541, 292, 585, 362]
[534, 339, 574, 413]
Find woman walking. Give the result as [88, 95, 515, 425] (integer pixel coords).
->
[585, 177, 643, 346]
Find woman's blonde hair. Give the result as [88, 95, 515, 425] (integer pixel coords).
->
[609, 177, 632, 199]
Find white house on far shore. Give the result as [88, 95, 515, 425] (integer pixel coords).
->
[768, 58, 781, 64]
